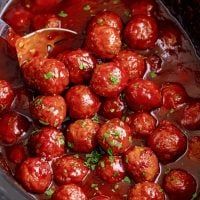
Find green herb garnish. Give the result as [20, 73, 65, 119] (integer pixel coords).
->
[45, 188, 55, 199]
[123, 176, 131, 184]
[83, 4, 91, 11]
[58, 11, 68, 17]
[67, 142, 74, 149]
[110, 75, 120, 85]
[44, 72, 54, 80]
[84, 150, 101, 170]
[149, 71, 157, 79]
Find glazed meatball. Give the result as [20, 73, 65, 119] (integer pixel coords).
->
[52, 155, 89, 185]
[161, 83, 188, 109]
[65, 85, 100, 119]
[52, 184, 87, 200]
[101, 95, 125, 119]
[4, 6, 31, 33]
[88, 11, 123, 33]
[66, 119, 99, 153]
[0, 112, 29, 145]
[30, 95, 66, 127]
[97, 118, 132, 155]
[0, 80, 14, 114]
[22, 58, 69, 95]
[124, 146, 159, 183]
[57, 49, 96, 84]
[130, 0, 157, 16]
[126, 112, 157, 137]
[124, 15, 158, 50]
[6, 144, 26, 164]
[29, 127, 65, 160]
[163, 169, 197, 200]
[85, 25, 121, 59]
[90, 63, 128, 97]
[125, 78, 162, 111]
[16, 158, 52, 193]
[148, 120, 187, 164]
[91, 196, 110, 200]
[115, 50, 146, 80]
[188, 136, 200, 161]
[180, 102, 200, 130]
[129, 181, 165, 200]
[97, 155, 125, 183]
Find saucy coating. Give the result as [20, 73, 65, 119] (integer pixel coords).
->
[52, 184, 87, 200]
[90, 63, 128, 97]
[161, 83, 188, 109]
[101, 95, 125, 119]
[65, 85, 100, 119]
[148, 121, 187, 164]
[129, 181, 165, 200]
[91, 196, 110, 200]
[0, 112, 29, 145]
[29, 127, 65, 160]
[88, 11, 123, 33]
[180, 102, 200, 130]
[57, 49, 96, 84]
[30, 95, 66, 127]
[66, 119, 99, 153]
[0, 80, 14, 114]
[35, 0, 62, 9]
[85, 25, 121, 59]
[188, 136, 200, 161]
[125, 78, 162, 111]
[97, 155, 125, 183]
[115, 50, 146, 80]
[130, 0, 157, 16]
[22, 58, 69, 95]
[52, 155, 89, 185]
[124, 15, 158, 50]
[97, 118, 132, 155]
[16, 158, 52, 193]
[6, 144, 26, 164]
[126, 112, 157, 137]
[124, 146, 159, 183]
[163, 169, 197, 200]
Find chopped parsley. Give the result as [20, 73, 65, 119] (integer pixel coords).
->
[44, 72, 54, 80]
[124, 10, 131, 17]
[110, 75, 120, 85]
[91, 183, 99, 190]
[92, 114, 100, 123]
[149, 71, 157, 79]
[123, 176, 131, 184]
[34, 98, 43, 106]
[79, 62, 87, 70]
[67, 142, 74, 149]
[107, 148, 113, 156]
[84, 150, 101, 170]
[58, 137, 65, 145]
[83, 4, 91, 11]
[58, 11, 68, 17]
[45, 188, 55, 199]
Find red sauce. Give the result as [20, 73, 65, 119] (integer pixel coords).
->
[0, 0, 200, 200]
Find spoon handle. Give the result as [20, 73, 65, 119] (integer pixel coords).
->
[0, 18, 10, 39]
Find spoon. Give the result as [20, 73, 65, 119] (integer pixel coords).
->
[0, 18, 77, 66]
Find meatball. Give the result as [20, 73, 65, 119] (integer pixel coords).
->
[90, 63, 128, 97]
[85, 25, 121, 59]
[4, 6, 31, 33]
[52, 155, 89, 185]
[16, 158, 52, 193]
[147, 120, 187, 164]
[6, 144, 26, 164]
[161, 83, 188, 109]
[30, 95, 66, 127]
[65, 85, 100, 119]
[126, 112, 157, 137]
[97, 155, 125, 183]
[97, 118, 132, 155]
[130, 0, 157, 16]
[125, 78, 162, 111]
[52, 184, 87, 200]
[0, 80, 14, 114]
[115, 50, 146, 80]
[124, 15, 158, 50]
[88, 11, 123, 33]
[124, 146, 159, 183]
[57, 49, 96, 84]
[180, 102, 200, 130]
[22, 58, 69, 95]
[66, 119, 99, 153]
[29, 127, 65, 160]
[129, 182, 165, 200]
[188, 136, 200, 161]
[35, 0, 62, 9]
[91, 196, 110, 200]
[163, 169, 197, 200]
[0, 112, 30, 145]
[101, 95, 125, 119]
